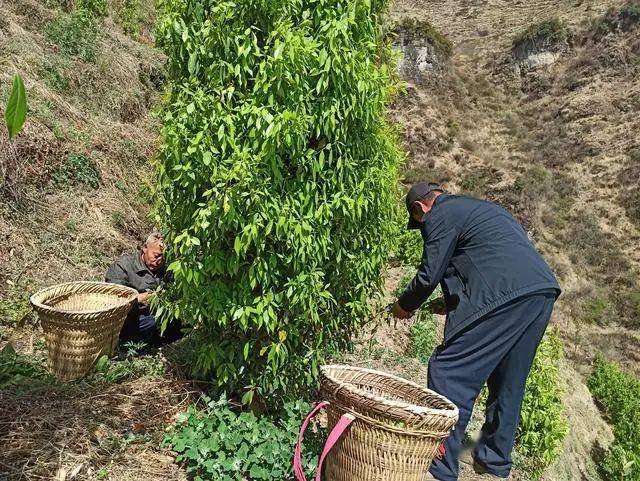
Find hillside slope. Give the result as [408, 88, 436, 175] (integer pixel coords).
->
[0, 0, 162, 332]
[389, 1, 639, 479]
[1, 1, 638, 480]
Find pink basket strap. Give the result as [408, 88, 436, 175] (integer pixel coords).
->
[293, 401, 355, 481]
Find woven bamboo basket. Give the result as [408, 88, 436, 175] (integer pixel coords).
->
[320, 365, 459, 481]
[30, 281, 138, 381]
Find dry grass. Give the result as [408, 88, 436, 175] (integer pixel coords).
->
[0, 377, 193, 481]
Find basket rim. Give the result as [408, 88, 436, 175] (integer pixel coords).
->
[321, 364, 459, 419]
[30, 281, 138, 315]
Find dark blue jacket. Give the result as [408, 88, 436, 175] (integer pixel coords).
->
[398, 194, 560, 341]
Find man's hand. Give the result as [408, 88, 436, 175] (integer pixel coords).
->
[427, 297, 447, 315]
[137, 291, 153, 305]
[392, 301, 413, 319]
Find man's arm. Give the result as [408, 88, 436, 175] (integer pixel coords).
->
[397, 214, 458, 313]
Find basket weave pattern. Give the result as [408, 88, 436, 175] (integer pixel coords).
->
[320, 365, 459, 481]
[30, 282, 137, 381]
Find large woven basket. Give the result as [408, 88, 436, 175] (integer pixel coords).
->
[319, 365, 459, 481]
[30, 281, 138, 381]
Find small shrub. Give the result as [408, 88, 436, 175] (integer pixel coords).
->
[53, 153, 101, 188]
[581, 294, 612, 325]
[78, 0, 108, 16]
[588, 357, 640, 481]
[41, 58, 69, 91]
[45, 9, 98, 62]
[115, 0, 143, 36]
[516, 330, 568, 478]
[392, 200, 423, 266]
[164, 397, 324, 481]
[594, 2, 640, 37]
[513, 19, 568, 56]
[395, 18, 454, 59]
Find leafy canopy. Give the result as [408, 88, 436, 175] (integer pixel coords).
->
[154, 0, 402, 401]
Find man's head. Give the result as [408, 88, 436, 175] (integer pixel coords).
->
[405, 182, 444, 229]
[142, 232, 165, 272]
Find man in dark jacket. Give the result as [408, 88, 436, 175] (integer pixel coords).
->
[105, 232, 181, 346]
[392, 182, 560, 481]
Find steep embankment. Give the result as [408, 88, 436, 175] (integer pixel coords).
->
[0, 0, 162, 333]
[389, 0, 640, 479]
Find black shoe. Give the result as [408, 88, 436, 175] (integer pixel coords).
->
[473, 460, 503, 478]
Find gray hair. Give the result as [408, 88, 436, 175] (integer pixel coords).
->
[144, 231, 165, 248]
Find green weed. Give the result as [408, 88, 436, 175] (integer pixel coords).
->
[588, 357, 640, 481]
[40, 57, 69, 91]
[0, 344, 53, 390]
[45, 9, 98, 62]
[97, 468, 110, 479]
[410, 310, 438, 363]
[78, 0, 108, 16]
[53, 153, 101, 189]
[0, 287, 33, 326]
[92, 345, 166, 383]
[110, 211, 126, 230]
[582, 295, 612, 325]
[164, 397, 324, 481]
[115, 0, 143, 36]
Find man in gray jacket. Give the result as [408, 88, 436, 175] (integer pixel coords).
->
[105, 232, 180, 346]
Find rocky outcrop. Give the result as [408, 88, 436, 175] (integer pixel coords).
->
[393, 19, 452, 81]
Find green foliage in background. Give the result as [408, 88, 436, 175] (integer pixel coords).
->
[5, 74, 27, 140]
[391, 201, 423, 266]
[46, 8, 98, 62]
[165, 396, 324, 480]
[588, 356, 640, 481]
[78, 0, 109, 16]
[409, 309, 437, 363]
[515, 330, 568, 478]
[116, 0, 143, 36]
[53, 153, 101, 189]
[154, 0, 402, 401]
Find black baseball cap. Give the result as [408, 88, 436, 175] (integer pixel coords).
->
[405, 182, 444, 230]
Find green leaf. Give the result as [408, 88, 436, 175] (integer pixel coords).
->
[188, 53, 198, 74]
[5, 74, 27, 140]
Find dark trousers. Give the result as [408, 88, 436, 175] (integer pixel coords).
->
[428, 292, 556, 481]
[120, 312, 183, 347]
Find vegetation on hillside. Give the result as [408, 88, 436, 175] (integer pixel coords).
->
[165, 397, 324, 481]
[395, 18, 454, 59]
[588, 357, 640, 481]
[512, 18, 568, 56]
[516, 331, 568, 478]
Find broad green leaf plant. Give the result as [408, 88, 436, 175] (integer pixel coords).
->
[5, 74, 27, 140]
[154, 0, 402, 402]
